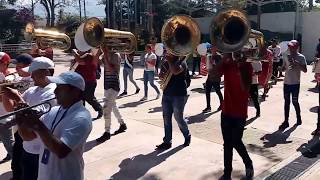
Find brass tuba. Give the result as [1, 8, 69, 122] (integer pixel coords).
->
[159, 15, 201, 90]
[210, 9, 264, 58]
[24, 23, 71, 50]
[74, 17, 136, 53]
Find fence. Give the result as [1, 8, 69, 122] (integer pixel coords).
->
[0, 42, 35, 58]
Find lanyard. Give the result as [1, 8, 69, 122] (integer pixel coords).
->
[50, 107, 69, 133]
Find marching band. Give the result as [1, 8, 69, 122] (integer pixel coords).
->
[0, 8, 318, 180]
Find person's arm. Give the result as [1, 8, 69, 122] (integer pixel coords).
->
[167, 56, 185, 75]
[293, 57, 307, 73]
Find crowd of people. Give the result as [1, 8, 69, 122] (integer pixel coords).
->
[0, 34, 319, 180]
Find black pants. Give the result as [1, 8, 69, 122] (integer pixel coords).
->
[192, 57, 201, 74]
[83, 81, 102, 112]
[284, 84, 301, 122]
[272, 61, 281, 79]
[250, 84, 260, 114]
[221, 114, 253, 176]
[11, 132, 23, 180]
[22, 150, 39, 180]
[205, 80, 223, 108]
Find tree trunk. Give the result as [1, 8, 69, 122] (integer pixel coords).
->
[50, 4, 55, 27]
[79, 0, 82, 21]
[83, 0, 86, 19]
[309, 0, 313, 11]
[105, 1, 108, 27]
[257, 3, 261, 30]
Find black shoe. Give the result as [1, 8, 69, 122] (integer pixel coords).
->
[311, 129, 320, 136]
[278, 121, 289, 130]
[202, 107, 211, 113]
[96, 110, 103, 119]
[217, 105, 222, 111]
[119, 91, 127, 96]
[155, 142, 172, 150]
[96, 132, 111, 143]
[135, 88, 140, 94]
[255, 111, 260, 118]
[218, 174, 231, 180]
[245, 168, 254, 179]
[114, 123, 127, 134]
[184, 135, 191, 146]
[2, 154, 11, 162]
[296, 118, 302, 126]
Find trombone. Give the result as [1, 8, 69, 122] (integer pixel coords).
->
[0, 97, 56, 128]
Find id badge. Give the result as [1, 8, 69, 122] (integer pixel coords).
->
[41, 148, 51, 164]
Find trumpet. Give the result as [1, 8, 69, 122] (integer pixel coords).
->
[24, 23, 71, 50]
[0, 97, 56, 128]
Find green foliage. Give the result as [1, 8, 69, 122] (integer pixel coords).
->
[0, 7, 33, 44]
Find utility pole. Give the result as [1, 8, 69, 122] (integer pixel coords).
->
[128, 0, 130, 31]
[83, 0, 87, 19]
[79, 0, 82, 21]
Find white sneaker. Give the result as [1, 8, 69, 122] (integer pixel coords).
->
[156, 94, 161, 99]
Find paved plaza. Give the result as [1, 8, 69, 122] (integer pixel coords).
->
[1, 50, 320, 180]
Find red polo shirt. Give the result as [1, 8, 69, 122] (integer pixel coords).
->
[75, 55, 97, 82]
[220, 57, 253, 119]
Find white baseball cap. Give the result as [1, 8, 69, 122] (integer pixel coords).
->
[24, 56, 54, 73]
[47, 71, 85, 91]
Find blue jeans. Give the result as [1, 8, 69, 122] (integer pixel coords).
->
[162, 95, 190, 144]
[284, 84, 301, 121]
[143, 70, 160, 97]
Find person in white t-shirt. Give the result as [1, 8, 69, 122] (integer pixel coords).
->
[142, 44, 160, 100]
[268, 40, 281, 83]
[278, 40, 307, 131]
[3, 57, 56, 180]
[250, 61, 262, 118]
[11, 71, 92, 180]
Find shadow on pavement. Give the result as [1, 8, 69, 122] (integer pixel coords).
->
[309, 106, 318, 113]
[247, 144, 282, 162]
[148, 106, 162, 113]
[109, 145, 184, 180]
[190, 88, 205, 94]
[186, 111, 219, 124]
[245, 116, 259, 127]
[260, 125, 298, 148]
[0, 171, 12, 180]
[119, 98, 158, 108]
[199, 170, 244, 180]
[308, 87, 319, 93]
[297, 136, 320, 158]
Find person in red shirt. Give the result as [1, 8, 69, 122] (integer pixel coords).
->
[259, 45, 273, 100]
[30, 39, 53, 60]
[218, 52, 254, 180]
[73, 49, 103, 119]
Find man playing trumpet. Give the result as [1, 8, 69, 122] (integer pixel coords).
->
[2, 57, 56, 180]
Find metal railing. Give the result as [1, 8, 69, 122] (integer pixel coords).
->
[0, 42, 35, 58]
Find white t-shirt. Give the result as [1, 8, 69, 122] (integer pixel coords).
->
[283, 52, 307, 85]
[268, 45, 281, 62]
[144, 52, 157, 71]
[251, 61, 262, 84]
[22, 83, 57, 154]
[37, 101, 92, 180]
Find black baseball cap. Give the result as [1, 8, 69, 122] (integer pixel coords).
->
[12, 53, 33, 65]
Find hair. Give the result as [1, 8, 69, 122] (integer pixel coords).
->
[146, 44, 152, 50]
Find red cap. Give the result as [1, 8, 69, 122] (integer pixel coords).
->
[288, 40, 299, 48]
[0, 52, 11, 64]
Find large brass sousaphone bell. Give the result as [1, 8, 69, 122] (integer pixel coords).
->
[161, 15, 201, 56]
[75, 17, 136, 53]
[210, 9, 264, 55]
[24, 23, 71, 50]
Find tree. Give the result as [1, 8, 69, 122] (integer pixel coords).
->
[39, 0, 73, 27]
